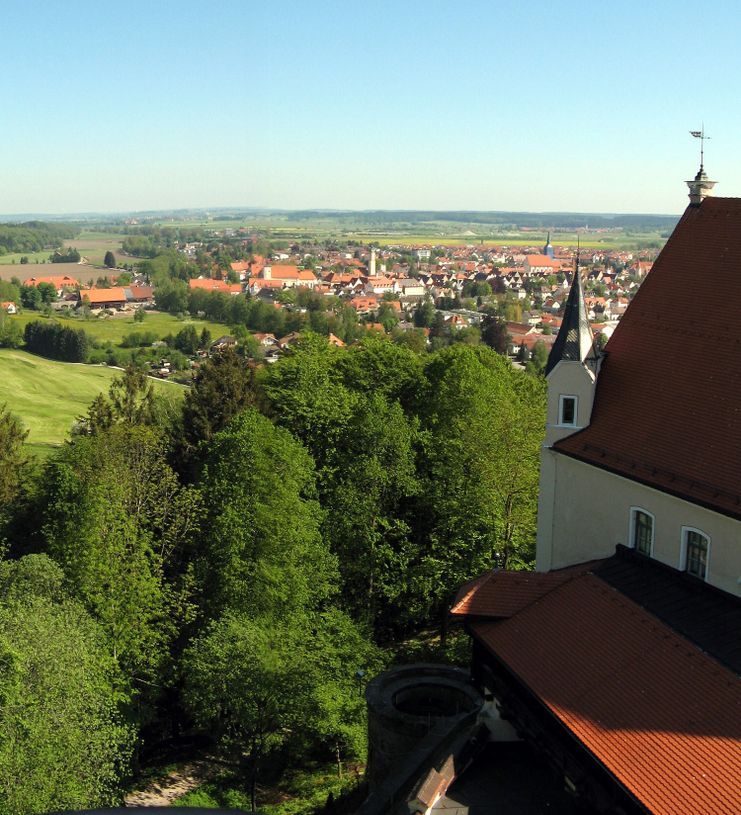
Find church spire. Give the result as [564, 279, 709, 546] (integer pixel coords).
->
[543, 231, 554, 259]
[545, 250, 596, 376]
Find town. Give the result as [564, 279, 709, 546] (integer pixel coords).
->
[1, 228, 659, 379]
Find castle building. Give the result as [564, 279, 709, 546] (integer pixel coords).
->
[450, 164, 740, 815]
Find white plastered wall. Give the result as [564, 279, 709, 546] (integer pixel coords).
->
[537, 452, 741, 597]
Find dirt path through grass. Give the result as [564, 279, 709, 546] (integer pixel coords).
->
[124, 760, 213, 806]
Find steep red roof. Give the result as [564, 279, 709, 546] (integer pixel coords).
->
[556, 198, 741, 518]
[468, 573, 741, 815]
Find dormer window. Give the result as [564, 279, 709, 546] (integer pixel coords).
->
[682, 528, 710, 580]
[559, 395, 577, 426]
[630, 508, 654, 556]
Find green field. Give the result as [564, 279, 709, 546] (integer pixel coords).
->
[0, 349, 182, 458]
[0, 229, 131, 267]
[62, 231, 127, 265]
[9, 311, 231, 345]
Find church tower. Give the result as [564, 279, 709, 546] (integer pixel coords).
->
[542, 231, 555, 259]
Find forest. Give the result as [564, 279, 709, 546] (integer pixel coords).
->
[0, 221, 78, 256]
[0, 335, 544, 812]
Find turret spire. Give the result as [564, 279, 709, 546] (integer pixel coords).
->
[544, 246, 596, 376]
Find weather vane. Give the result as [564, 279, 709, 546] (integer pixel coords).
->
[690, 126, 710, 170]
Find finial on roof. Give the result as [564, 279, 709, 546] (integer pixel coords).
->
[687, 127, 717, 205]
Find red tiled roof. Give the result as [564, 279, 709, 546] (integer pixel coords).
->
[24, 275, 79, 288]
[525, 254, 560, 267]
[556, 198, 741, 519]
[468, 573, 741, 815]
[450, 563, 594, 618]
[188, 278, 242, 293]
[265, 264, 303, 280]
[83, 287, 127, 304]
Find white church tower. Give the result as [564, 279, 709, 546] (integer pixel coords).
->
[536, 258, 600, 570]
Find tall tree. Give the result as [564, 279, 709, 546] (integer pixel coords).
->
[180, 348, 253, 458]
[480, 314, 511, 355]
[38, 427, 201, 698]
[0, 555, 133, 813]
[196, 408, 335, 620]
[0, 404, 28, 509]
[409, 345, 545, 626]
[104, 250, 116, 268]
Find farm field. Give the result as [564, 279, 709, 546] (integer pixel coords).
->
[0, 262, 116, 283]
[8, 311, 231, 345]
[342, 231, 668, 250]
[62, 230, 127, 265]
[0, 349, 183, 458]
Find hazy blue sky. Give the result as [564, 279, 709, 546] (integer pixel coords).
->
[2, 0, 739, 215]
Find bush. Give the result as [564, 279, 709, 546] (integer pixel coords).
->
[23, 320, 90, 362]
[121, 331, 158, 348]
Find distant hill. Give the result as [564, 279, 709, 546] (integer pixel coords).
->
[0, 208, 680, 233]
[283, 209, 680, 231]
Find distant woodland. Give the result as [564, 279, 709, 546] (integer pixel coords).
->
[0, 221, 78, 255]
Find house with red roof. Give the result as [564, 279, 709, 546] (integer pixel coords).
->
[24, 275, 80, 296]
[260, 265, 318, 288]
[188, 278, 242, 295]
[402, 169, 741, 815]
[80, 287, 128, 309]
[1, 301, 17, 314]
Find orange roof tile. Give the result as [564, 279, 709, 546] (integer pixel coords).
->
[83, 287, 127, 304]
[450, 563, 594, 618]
[468, 574, 741, 815]
[188, 278, 241, 293]
[24, 275, 79, 288]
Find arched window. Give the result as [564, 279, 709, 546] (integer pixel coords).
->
[681, 528, 710, 580]
[629, 508, 654, 556]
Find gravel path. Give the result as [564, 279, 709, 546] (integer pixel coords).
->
[125, 761, 212, 806]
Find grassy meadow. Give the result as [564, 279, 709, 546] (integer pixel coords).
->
[0, 349, 182, 457]
[8, 311, 230, 345]
[0, 229, 137, 269]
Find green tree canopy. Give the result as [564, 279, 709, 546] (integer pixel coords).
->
[37, 427, 201, 696]
[0, 555, 133, 813]
[197, 408, 336, 620]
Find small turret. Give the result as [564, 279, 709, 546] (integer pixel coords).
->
[542, 257, 599, 447]
[686, 165, 717, 206]
[542, 231, 555, 259]
[545, 261, 596, 377]
[687, 128, 717, 206]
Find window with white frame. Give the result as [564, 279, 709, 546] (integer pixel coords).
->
[630, 508, 654, 556]
[682, 528, 710, 580]
[559, 395, 577, 426]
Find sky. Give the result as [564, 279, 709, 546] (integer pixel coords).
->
[2, 0, 740, 215]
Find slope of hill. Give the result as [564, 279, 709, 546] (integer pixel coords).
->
[0, 349, 182, 457]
